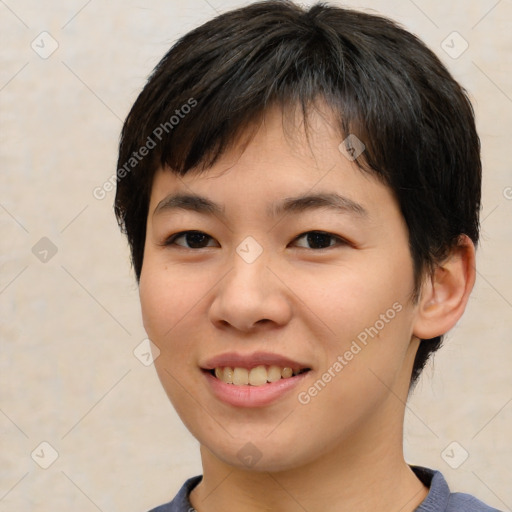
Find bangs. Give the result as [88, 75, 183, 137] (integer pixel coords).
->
[120, 14, 376, 180]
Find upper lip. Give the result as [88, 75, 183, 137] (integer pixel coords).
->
[201, 351, 311, 372]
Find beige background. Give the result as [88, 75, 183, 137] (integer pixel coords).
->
[1, 0, 511, 511]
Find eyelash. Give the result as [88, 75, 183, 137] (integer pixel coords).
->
[161, 230, 349, 250]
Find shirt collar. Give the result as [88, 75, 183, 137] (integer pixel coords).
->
[411, 466, 450, 511]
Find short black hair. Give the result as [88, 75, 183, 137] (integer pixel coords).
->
[114, 0, 481, 386]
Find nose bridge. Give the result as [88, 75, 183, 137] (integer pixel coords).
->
[235, 234, 266, 266]
[229, 234, 270, 297]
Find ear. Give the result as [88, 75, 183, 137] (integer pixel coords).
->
[413, 235, 476, 340]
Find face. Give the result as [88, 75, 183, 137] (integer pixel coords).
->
[139, 105, 421, 472]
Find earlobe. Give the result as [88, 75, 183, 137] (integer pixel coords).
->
[413, 235, 476, 340]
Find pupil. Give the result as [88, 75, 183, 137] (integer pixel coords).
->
[187, 232, 208, 248]
[307, 232, 331, 249]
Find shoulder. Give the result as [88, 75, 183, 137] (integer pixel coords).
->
[146, 475, 202, 512]
[447, 491, 503, 512]
[411, 466, 503, 512]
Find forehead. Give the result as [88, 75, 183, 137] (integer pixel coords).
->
[148, 105, 397, 223]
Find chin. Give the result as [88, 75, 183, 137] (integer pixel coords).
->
[197, 430, 321, 473]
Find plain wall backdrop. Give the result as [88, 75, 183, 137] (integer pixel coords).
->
[1, 0, 511, 511]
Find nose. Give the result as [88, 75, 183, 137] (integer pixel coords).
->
[208, 247, 293, 333]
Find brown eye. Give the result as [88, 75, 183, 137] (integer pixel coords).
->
[165, 231, 218, 249]
[292, 231, 347, 249]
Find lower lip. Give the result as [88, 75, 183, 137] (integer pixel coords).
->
[203, 370, 310, 408]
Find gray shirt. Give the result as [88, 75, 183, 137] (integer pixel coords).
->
[147, 466, 502, 511]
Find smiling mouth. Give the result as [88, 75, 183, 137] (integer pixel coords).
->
[206, 365, 311, 386]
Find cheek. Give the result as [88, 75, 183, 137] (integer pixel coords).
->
[296, 254, 413, 337]
[294, 312, 415, 447]
[293, 254, 415, 398]
[139, 261, 206, 341]
[139, 263, 206, 410]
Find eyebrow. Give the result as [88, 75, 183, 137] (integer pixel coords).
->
[153, 192, 368, 220]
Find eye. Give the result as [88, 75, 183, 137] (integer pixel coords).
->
[162, 230, 348, 250]
[163, 230, 218, 249]
[291, 231, 348, 250]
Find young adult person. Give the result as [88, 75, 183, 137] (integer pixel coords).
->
[114, 2, 499, 510]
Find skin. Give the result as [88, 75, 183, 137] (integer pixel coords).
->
[139, 104, 475, 512]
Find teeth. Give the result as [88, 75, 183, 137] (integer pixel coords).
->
[249, 365, 267, 386]
[267, 365, 282, 382]
[233, 367, 249, 385]
[212, 365, 307, 386]
[223, 367, 234, 384]
[281, 367, 293, 379]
